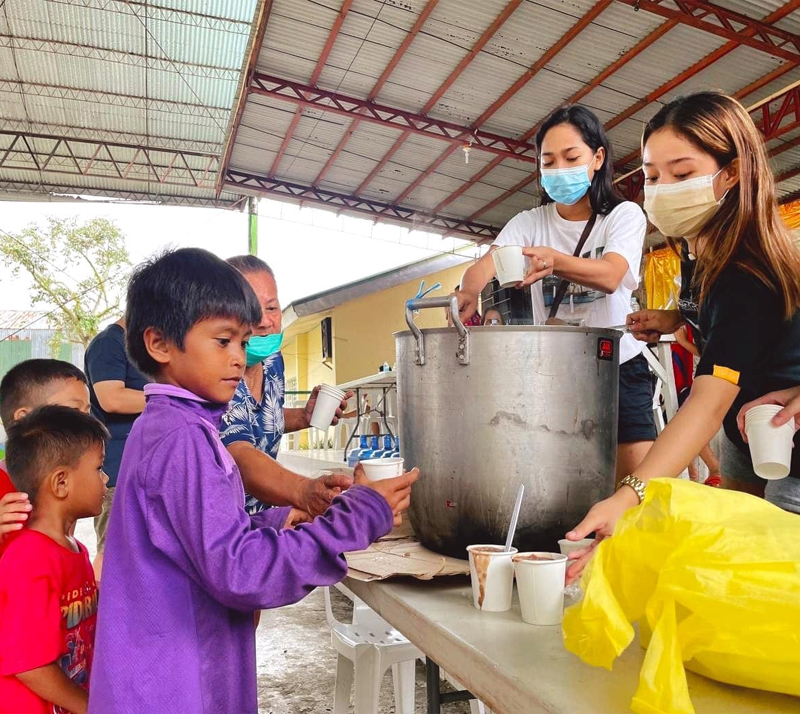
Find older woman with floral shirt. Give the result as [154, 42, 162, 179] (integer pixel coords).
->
[221, 255, 351, 517]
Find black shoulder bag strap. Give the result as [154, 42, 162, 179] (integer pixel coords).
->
[547, 212, 598, 322]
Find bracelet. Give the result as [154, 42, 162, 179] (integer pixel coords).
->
[617, 474, 646, 504]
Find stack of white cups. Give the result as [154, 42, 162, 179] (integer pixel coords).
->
[309, 384, 346, 431]
[745, 405, 794, 480]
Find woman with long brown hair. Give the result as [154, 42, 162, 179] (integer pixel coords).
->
[565, 91, 800, 583]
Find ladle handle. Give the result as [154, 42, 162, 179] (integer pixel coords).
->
[405, 295, 470, 367]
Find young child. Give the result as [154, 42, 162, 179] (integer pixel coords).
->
[0, 359, 91, 556]
[89, 248, 419, 714]
[0, 406, 109, 714]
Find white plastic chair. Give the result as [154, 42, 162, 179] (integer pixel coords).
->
[333, 416, 358, 450]
[323, 587, 421, 714]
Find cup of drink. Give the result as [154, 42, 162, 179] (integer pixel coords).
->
[491, 246, 526, 288]
[360, 457, 404, 481]
[744, 405, 794, 479]
[309, 384, 346, 431]
[512, 552, 567, 626]
[466, 545, 517, 612]
[557, 538, 595, 556]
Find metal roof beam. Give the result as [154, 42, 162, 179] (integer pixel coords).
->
[0, 132, 219, 189]
[779, 187, 800, 204]
[249, 73, 540, 163]
[0, 80, 230, 119]
[353, 0, 525, 196]
[0, 119, 222, 154]
[45, 0, 252, 34]
[777, 164, 800, 184]
[0, 179, 246, 209]
[433, 16, 678, 217]
[609, 0, 800, 153]
[217, 0, 274, 195]
[0, 35, 240, 80]
[268, 0, 355, 178]
[393, 0, 612, 214]
[312, 0, 442, 187]
[444, 0, 800, 219]
[615, 0, 800, 64]
[223, 168, 499, 241]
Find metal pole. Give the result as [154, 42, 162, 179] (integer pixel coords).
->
[248, 195, 258, 255]
[426, 658, 441, 714]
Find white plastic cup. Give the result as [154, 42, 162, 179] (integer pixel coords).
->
[466, 545, 517, 612]
[513, 552, 567, 626]
[360, 457, 404, 481]
[309, 384, 346, 431]
[745, 405, 794, 480]
[491, 246, 526, 288]
[558, 538, 594, 556]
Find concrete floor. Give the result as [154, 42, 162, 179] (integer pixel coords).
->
[76, 519, 472, 714]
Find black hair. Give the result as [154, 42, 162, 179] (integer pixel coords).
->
[5, 405, 109, 503]
[125, 248, 263, 378]
[0, 359, 87, 426]
[535, 105, 624, 216]
[226, 254, 274, 276]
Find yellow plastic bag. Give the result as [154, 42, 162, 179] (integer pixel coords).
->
[563, 478, 800, 714]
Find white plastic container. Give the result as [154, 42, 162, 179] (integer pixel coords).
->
[466, 545, 517, 612]
[745, 405, 794, 480]
[310, 384, 346, 431]
[557, 538, 595, 556]
[491, 246, 526, 288]
[512, 552, 567, 626]
[360, 457, 404, 481]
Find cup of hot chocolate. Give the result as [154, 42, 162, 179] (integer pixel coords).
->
[466, 545, 517, 612]
[512, 552, 567, 626]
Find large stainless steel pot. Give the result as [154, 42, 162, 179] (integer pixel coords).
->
[396, 296, 621, 558]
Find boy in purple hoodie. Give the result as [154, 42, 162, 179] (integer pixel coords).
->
[89, 248, 418, 714]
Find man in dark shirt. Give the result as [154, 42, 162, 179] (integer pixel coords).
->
[85, 318, 149, 580]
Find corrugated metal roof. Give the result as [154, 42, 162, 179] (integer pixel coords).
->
[4, 0, 800, 226]
[0, 310, 53, 330]
[0, 0, 260, 206]
[225, 0, 800, 236]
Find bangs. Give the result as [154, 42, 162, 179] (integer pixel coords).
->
[187, 262, 263, 329]
[125, 248, 263, 377]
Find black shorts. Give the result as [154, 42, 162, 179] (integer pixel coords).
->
[618, 354, 657, 444]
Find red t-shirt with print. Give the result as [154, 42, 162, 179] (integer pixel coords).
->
[0, 530, 98, 714]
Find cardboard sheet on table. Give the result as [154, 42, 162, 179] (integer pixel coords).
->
[345, 522, 469, 582]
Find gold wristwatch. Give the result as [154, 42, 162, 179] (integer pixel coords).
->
[618, 474, 646, 504]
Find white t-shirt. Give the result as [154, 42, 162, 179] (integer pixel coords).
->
[494, 201, 646, 365]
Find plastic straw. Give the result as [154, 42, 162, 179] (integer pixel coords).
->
[504, 484, 525, 552]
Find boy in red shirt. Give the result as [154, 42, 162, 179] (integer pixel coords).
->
[0, 406, 109, 714]
[0, 360, 91, 556]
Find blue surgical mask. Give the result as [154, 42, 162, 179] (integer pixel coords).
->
[540, 164, 592, 205]
[245, 332, 283, 367]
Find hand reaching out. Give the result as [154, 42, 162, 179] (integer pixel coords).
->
[737, 386, 800, 442]
[355, 463, 420, 526]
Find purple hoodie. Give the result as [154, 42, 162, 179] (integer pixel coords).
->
[89, 384, 393, 714]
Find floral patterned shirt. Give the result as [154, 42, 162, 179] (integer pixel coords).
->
[220, 353, 286, 514]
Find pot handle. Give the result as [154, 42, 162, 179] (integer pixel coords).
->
[405, 295, 470, 366]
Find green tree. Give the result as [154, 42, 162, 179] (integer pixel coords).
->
[0, 216, 131, 349]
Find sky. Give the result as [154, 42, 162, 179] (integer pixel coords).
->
[0, 196, 483, 316]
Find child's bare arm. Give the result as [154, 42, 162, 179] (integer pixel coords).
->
[17, 663, 88, 714]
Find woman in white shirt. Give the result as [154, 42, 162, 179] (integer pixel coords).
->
[456, 105, 652, 484]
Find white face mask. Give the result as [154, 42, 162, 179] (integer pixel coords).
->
[643, 168, 727, 238]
